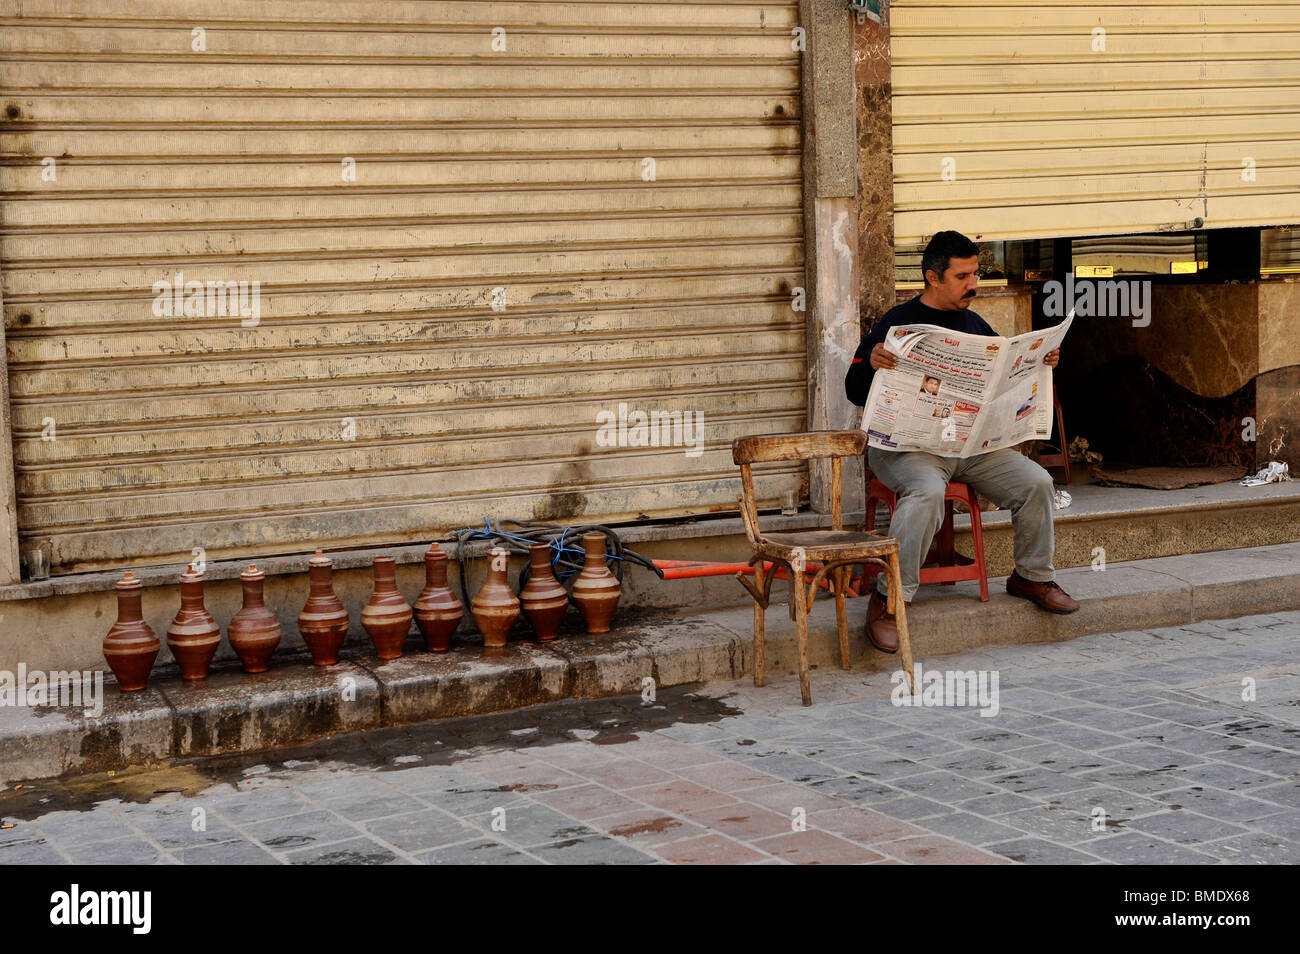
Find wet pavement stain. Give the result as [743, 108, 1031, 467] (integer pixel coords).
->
[0, 686, 741, 823]
[608, 816, 681, 837]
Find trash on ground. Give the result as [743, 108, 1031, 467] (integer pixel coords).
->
[1067, 436, 1102, 465]
[1241, 461, 1292, 486]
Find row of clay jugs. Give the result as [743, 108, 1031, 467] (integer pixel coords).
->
[572, 531, 621, 633]
[292, 546, 467, 662]
[105, 564, 279, 690]
[102, 537, 622, 689]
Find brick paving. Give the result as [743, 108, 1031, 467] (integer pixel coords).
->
[2, 610, 1299, 864]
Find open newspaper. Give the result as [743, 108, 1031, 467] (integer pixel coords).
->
[861, 313, 1073, 458]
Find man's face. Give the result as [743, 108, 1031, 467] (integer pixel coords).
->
[924, 254, 980, 309]
[922, 377, 940, 395]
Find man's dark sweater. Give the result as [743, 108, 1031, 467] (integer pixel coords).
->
[845, 295, 998, 406]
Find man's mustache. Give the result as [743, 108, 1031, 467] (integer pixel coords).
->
[963, 290, 977, 298]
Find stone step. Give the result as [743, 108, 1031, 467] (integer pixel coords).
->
[930, 475, 1300, 577]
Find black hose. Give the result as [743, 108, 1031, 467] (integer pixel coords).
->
[451, 519, 663, 611]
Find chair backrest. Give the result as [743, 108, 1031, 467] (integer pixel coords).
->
[732, 429, 867, 544]
[733, 430, 867, 465]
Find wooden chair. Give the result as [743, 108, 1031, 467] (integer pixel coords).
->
[733, 430, 917, 707]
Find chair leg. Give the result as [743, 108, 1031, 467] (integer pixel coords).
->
[888, 550, 917, 696]
[752, 560, 766, 688]
[941, 501, 961, 582]
[791, 555, 812, 706]
[968, 495, 990, 603]
[834, 565, 850, 671]
[1057, 399, 1071, 485]
[885, 559, 897, 616]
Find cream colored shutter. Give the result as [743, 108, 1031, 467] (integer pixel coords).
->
[0, 0, 805, 573]
[890, 0, 1300, 244]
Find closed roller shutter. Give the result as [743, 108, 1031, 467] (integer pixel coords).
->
[890, 0, 1300, 244]
[0, 0, 806, 573]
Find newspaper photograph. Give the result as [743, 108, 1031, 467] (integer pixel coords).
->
[860, 313, 1073, 458]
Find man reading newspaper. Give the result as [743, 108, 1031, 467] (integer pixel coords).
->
[845, 231, 1078, 655]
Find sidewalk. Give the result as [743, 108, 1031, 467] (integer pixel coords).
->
[5, 542, 1300, 782]
[2, 608, 1297, 864]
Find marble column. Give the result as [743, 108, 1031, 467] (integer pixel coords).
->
[1258, 278, 1300, 471]
[854, 3, 894, 329]
[802, 0, 861, 512]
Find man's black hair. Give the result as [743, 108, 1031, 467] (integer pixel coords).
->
[921, 230, 980, 286]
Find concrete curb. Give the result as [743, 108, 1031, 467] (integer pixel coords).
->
[4, 543, 1300, 783]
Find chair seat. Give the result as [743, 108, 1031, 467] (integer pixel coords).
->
[756, 529, 898, 562]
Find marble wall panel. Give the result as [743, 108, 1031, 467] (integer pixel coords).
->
[1259, 278, 1300, 376]
[1257, 363, 1300, 471]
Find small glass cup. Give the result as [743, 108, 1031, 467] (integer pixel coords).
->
[780, 490, 799, 516]
[23, 547, 49, 581]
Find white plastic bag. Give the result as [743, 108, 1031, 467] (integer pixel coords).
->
[1240, 462, 1291, 487]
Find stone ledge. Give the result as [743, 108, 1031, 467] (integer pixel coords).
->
[0, 510, 828, 602]
[3, 542, 1299, 783]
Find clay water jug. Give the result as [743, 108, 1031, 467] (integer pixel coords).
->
[471, 547, 519, 649]
[166, 564, 220, 680]
[228, 564, 281, 673]
[103, 572, 160, 691]
[298, 550, 350, 665]
[572, 532, 620, 634]
[362, 555, 412, 659]
[414, 543, 462, 652]
[519, 542, 567, 641]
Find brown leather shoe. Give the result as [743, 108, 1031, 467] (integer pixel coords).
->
[866, 589, 900, 654]
[1006, 571, 1080, 614]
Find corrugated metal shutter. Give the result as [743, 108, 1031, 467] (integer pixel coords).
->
[890, 0, 1300, 245]
[0, 0, 806, 573]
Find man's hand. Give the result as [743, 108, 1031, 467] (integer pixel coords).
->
[1043, 348, 1061, 368]
[869, 342, 898, 371]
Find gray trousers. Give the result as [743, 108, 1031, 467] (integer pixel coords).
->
[867, 446, 1057, 601]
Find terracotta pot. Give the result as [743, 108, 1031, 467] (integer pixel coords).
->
[414, 543, 462, 652]
[572, 532, 620, 634]
[471, 546, 519, 649]
[166, 564, 220, 680]
[362, 555, 413, 659]
[519, 542, 567, 641]
[228, 564, 282, 673]
[103, 572, 160, 692]
[298, 550, 350, 666]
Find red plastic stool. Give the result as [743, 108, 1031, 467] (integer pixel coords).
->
[864, 478, 990, 602]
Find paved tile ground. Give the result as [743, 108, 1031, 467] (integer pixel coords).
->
[2, 610, 1298, 864]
